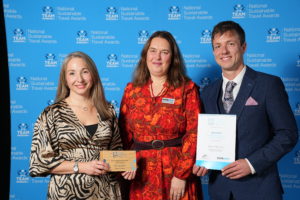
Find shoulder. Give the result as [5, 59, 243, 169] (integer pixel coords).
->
[247, 67, 283, 86]
[184, 80, 200, 91]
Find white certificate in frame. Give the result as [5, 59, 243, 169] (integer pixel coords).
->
[196, 114, 236, 170]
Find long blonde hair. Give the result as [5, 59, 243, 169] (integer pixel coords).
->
[55, 51, 112, 120]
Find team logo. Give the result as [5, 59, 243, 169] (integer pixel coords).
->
[16, 76, 29, 90]
[106, 54, 119, 67]
[168, 6, 181, 20]
[105, 7, 118, 20]
[294, 150, 300, 164]
[296, 55, 300, 67]
[110, 100, 120, 115]
[17, 123, 30, 137]
[47, 99, 55, 105]
[232, 4, 246, 19]
[42, 6, 55, 20]
[200, 29, 211, 44]
[13, 28, 26, 43]
[294, 102, 300, 115]
[199, 77, 211, 91]
[16, 169, 29, 183]
[137, 30, 149, 44]
[266, 28, 280, 43]
[44, 53, 58, 67]
[76, 30, 89, 44]
[200, 175, 209, 185]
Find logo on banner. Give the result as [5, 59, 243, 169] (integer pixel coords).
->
[17, 123, 30, 137]
[199, 77, 211, 91]
[47, 99, 55, 105]
[106, 54, 119, 67]
[137, 30, 149, 44]
[13, 28, 26, 43]
[44, 53, 58, 67]
[110, 100, 120, 114]
[266, 28, 280, 43]
[232, 4, 246, 19]
[106, 7, 118, 20]
[76, 30, 89, 44]
[16, 77, 29, 90]
[200, 175, 209, 185]
[42, 6, 55, 20]
[294, 102, 300, 115]
[168, 6, 181, 20]
[16, 169, 29, 183]
[294, 150, 300, 164]
[297, 55, 300, 67]
[200, 30, 211, 44]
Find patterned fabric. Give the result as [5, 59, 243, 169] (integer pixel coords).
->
[29, 100, 123, 200]
[119, 80, 202, 200]
[223, 81, 237, 113]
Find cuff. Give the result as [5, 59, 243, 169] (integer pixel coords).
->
[245, 158, 256, 174]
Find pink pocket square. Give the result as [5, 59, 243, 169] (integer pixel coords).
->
[245, 96, 258, 106]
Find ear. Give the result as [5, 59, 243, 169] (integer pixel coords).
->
[242, 42, 247, 53]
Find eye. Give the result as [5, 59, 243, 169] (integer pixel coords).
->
[228, 42, 236, 46]
[161, 50, 169, 55]
[149, 48, 156, 53]
[213, 44, 220, 49]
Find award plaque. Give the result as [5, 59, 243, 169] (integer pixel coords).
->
[99, 150, 136, 172]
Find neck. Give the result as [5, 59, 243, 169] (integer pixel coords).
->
[67, 94, 92, 106]
[151, 75, 167, 86]
[223, 64, 245, 80]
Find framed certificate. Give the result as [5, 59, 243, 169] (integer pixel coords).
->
[99, 150, 136, 172]
[196, 114, 236, 170]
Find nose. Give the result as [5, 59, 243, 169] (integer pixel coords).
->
[76, 73, 84, 82]
[155, 51, 162, 59]
[221, 45, 229, 54]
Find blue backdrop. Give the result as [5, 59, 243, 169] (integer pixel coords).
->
[4, 0, 300, 199]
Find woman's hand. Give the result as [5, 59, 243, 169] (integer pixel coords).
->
[80, 160, 110, 175]
[121, 170, 136, 180]
[170, 176, 186, 200]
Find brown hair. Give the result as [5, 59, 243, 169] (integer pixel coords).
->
[55, 51, 112, 120]
[211, 20, 246, 48]
[133, 31, 189, 88]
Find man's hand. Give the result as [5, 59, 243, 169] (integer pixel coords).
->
[222, 159, 251, 179]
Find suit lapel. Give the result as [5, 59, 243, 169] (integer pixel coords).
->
[230, 67, 257, 118]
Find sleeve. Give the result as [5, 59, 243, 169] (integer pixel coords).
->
[247, 76, 298, 174]
[174, 82, 201, 179]
[29, 107, 65, 177]
[109, 105, 123, 150]
[118, 84, 134, 150]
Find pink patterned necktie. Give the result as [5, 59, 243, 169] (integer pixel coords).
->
[223, 81, 237, 113]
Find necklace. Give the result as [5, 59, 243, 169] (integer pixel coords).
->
[150, 82, 165, 97]
[82, 106, 88, 111]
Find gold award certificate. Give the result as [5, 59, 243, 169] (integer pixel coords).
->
[196, 114, 236, 170]
[99, 150, 136, 172]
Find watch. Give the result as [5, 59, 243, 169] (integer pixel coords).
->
[73, 161, 79, 174]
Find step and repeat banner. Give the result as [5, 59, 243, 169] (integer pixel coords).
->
[3, 0, 300, 199]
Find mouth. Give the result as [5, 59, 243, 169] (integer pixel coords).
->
[220, 56, 231, 61]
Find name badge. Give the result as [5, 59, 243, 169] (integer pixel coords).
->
[162, 98, 175, 104]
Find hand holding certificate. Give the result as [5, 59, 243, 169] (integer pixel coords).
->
[196, 114, 236, 170]
[100, 150, 136, 172]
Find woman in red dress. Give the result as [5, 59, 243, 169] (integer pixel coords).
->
[120, 31, 203, 200]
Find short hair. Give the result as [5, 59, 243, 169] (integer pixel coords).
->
[55, 51, 112, 120]
[211, 21, 246, 46]
[132, 31, 189, 88]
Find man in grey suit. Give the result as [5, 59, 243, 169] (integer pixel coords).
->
[193, 21, 298, 200]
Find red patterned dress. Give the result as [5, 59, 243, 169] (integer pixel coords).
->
[119, 80, 202, 200]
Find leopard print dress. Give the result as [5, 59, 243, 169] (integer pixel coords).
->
[29, 100, 123, 200]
